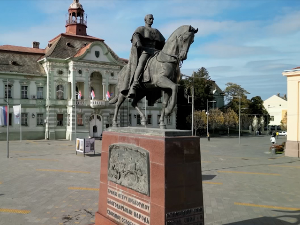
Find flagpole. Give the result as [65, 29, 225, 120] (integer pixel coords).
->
[20, 104, 22, 141]
[7, 78, 9, 158]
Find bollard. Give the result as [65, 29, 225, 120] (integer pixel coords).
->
[271, 146, 276, 155]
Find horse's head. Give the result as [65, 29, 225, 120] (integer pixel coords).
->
[177, 26, 198, 61]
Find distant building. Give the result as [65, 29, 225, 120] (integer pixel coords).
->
[211, 81, 225, 109]
[263, 94, 287, 128]
[0, 0, 175, 141]
[282, 67, 300, 157]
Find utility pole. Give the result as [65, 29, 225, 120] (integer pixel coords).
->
[7, 79, 9, 158]
[206, 99, 208, 136]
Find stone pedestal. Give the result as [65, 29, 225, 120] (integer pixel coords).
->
[285, 141, 299, 157]
[94, 127, 204, 225]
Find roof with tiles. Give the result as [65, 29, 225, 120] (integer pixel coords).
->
[0, 45, 45, 54]
[44, 33, 127, 64]
[0, 51, 46, 75]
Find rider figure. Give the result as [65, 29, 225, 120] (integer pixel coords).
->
[127, 14, 165, 98]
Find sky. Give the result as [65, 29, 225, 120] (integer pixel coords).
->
[1, 0, 300, 101]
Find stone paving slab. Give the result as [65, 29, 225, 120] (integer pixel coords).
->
[0, 136, 300, 224]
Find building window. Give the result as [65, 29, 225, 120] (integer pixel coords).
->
[167, 115, 172, 125]
[37, 114, 44, 126]
[147, 115, 152, 125]
[21, 86, 28, 99]
[56, 85, 64, 100]
[137, 115, 141, 125]
[157, 115, 161, 124]
[37, 87, 43, 99]
[21, 113, 28, 126]
[57, 114, 63, 126]
[5, 85, 12, 98]
[129, 114, 131, 125]
[270, 116, 274, 122]
[77, 114, 83, 126]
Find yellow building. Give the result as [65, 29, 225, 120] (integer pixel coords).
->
[282, 67, 300, 157]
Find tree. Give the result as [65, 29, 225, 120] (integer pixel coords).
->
[224, 82, 250, 102]
[248, 96, 268, 115]
[281, 111, 287, 130]
[183, 67, 214, 111]
[223, 83, 250, 115]
[208, 108, 224, 130]
[248, 96, 270, 131]
[186, 110, 207, 135]
[223, 108, 238, 135]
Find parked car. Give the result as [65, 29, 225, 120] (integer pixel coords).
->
[278, 131, 287, 136]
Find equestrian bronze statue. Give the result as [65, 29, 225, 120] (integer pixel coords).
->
[109, 22, 198, 129]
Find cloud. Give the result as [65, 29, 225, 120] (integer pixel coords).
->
[245, 60, 298, 72]
[200, 44, 277, 58]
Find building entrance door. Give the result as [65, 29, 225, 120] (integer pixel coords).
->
[89, 114, 102, 138]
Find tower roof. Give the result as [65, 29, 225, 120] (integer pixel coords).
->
[69, 0, 83, 9]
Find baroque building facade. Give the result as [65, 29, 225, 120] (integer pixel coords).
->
[0, 0, 176, 141]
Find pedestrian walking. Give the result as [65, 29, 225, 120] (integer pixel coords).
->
[207, 132, 210, 141]
[276, 131, 279, 139]
[270, 136, 276, 144]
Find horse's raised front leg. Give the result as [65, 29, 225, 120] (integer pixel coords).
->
[112, 94, 126, 127]
[159, 90, 171, 129]
[156, 76, 178, 116]
[131, 94, 147, 126]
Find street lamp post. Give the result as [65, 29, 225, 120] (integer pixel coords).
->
[206, 99, 216, 137]
[233, 96, 241, 144]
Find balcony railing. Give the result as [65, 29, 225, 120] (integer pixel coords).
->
[66, 18, 87, 26]
[73, 99, 106, 108]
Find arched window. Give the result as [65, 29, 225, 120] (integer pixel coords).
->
[56, 85, 64, 100]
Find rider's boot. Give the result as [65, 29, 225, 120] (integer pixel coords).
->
[128, 65, 143, 98]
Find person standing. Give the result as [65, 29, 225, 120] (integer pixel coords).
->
[207, 132, 210, 141]
[270, 136, 276, 144]
[276, 131, 279, 139]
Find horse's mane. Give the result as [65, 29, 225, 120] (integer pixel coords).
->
[167, 25, 191, 42]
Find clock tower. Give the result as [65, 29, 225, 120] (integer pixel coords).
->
[65, 0, 87, 36]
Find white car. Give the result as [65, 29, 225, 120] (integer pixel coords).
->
[278, 131, 287, 136]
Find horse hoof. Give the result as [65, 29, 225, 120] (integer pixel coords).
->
[160, 123, 166, 129]
[141, 118, 147, 126]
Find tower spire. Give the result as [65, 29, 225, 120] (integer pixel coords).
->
[65, 0, 87, 36]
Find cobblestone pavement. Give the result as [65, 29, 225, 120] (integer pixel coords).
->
[0, 135, 299, 225]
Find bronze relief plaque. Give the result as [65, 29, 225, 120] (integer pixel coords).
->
[108, 144, 150, 196]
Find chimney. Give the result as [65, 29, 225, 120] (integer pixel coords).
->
[32, 41, 40, 49]
[283, 94, 287, 100]
[277, 93, 280, 97]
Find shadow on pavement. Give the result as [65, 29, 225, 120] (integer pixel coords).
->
[202, 159, 300, 172]
[202, 175, 216, 181]
[225, 210, 300, 225]
[85, 153, 101, 157]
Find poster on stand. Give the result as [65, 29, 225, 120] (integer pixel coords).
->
[76, 138, 84, 153]
[85, 138, 95, 153]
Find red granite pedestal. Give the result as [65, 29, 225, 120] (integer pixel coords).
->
[94, 128, 204, 225]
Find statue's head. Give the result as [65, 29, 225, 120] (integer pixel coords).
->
[144, 14, 154, 27]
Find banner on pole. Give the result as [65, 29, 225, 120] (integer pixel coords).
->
[13, 105, 21, 124]
[0, 106, 8, 126]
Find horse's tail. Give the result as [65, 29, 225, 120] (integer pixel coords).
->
[109, 93, 119, 104]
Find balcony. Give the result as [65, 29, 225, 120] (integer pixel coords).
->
[66, 18, 87, 26]
[89, 100, 106, 108]
[70, 99, 107, 108]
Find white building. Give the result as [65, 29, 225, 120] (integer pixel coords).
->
[263, 94, 287, 128]
[0, 0, 176, 141]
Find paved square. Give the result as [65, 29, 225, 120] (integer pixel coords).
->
[0, 135, 299, 225]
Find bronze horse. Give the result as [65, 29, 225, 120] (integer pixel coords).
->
[109, 25, 198, 129]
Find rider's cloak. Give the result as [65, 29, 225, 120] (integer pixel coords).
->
[119, 26, 165, 97]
